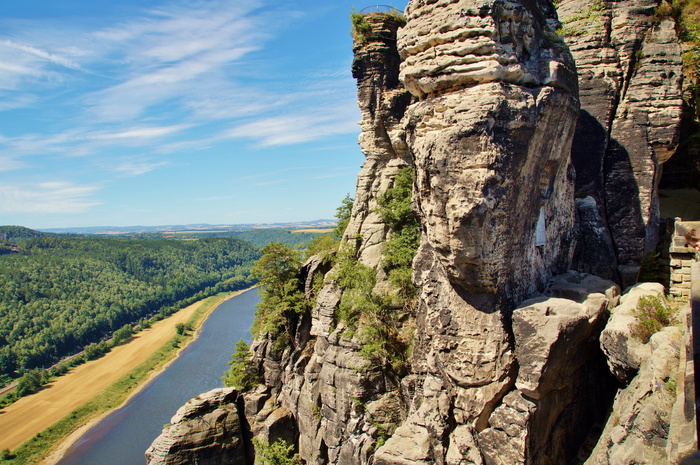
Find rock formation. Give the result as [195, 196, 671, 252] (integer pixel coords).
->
[145, 388, 250, 465]
[586, 283, 696, 464]
[558, 0, 684, 285]
[374, 0, 581, 462]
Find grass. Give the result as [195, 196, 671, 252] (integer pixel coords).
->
[0, 292, 235, 465]
[629, 295, 677, 344]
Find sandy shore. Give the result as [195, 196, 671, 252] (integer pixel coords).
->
[0, 288, 252, 462]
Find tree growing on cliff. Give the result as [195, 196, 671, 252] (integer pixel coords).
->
[221, 339, 259, 390]
[251, 242, 308, 353]
[253, 438, 302, 465]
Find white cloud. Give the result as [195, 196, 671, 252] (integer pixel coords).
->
[0, 39, 89, 73]
[114, 160, 169, 176]
[224, 102, 359, 147]
[82, 1, 269, 122]
[0, 182, 101, 214]
[88, 124, 192, 141]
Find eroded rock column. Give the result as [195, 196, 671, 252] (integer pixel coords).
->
[559, 0, 684, 284]
[375, 0, 580, 463]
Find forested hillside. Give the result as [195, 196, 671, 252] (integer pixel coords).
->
[0, 234, 260, 383]
[136, 228, 331, 248]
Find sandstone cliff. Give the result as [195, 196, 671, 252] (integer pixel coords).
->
[558, 0, 684, 285]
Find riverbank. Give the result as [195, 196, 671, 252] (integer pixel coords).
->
[0, 288, 255, 464]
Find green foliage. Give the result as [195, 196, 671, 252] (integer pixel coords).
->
[0, 293, 229, 464]
[221, 339, 259, 390]
[334, 246, 383, 332]
[377, 166, 420, 303]
[253, 438, 302, 465]
[671, 0, 700, 115]
[630, 295, 676, 343]
[335, 194, 354, 239]
[331, 166, 418, 377]
[251, 243, 309, 353]
[84, 341, 108, 361]
[0, 235, 259, 381]
[15, 369, 42, 397]
[351, 10, 372, 43]
[305, 233, 338, 261]
[231, 229, 326, 249]
[111, 324, 134, 346]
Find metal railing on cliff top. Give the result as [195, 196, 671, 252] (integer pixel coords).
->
[358, 5, 402, 14]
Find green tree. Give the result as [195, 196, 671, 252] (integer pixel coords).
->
[84, 341, 108, 360]
[251, 243, 309, 353]
[253, 438, 302, 465]
[111, 324, 134, 346]
[16, 369, 42, 397]
[221, 339, 259, 390]
[334, 194, 354, 238]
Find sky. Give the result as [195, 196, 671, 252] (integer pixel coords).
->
[0, 0, 407, 229]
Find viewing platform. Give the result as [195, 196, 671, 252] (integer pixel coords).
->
[358, 5, 403, 15]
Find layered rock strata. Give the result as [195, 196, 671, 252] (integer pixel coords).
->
[145, 388, 249, 465]
[374, 0, 581, 463]
[147, 2, 693, 464]
[559, 0, 684, 284]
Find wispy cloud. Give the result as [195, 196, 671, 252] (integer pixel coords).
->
[224, 102, 359, 147]
[0, 39, 89, 73]
[114, 160, 169, 176]
[82, 1, 269, 122]
[0, 182, 101, 214]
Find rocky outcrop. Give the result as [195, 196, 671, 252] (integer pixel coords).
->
[145, 388, 250, 465]
[559, 0, 684, 284]
[347, 12, 414, 273]
[374, 0, 582, 462]
[476, 272, 620, 465]
[586, 284, 697, 464]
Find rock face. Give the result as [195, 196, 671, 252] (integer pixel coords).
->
[559, 0, 684, 284]
[586, 284, 697, 464]
[145, 388, 250, 465]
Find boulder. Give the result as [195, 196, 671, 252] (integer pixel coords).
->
[145, 388, 249, 465]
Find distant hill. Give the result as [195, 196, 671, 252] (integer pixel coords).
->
[0, 225, 55, 242]
[41, 220, 336, 235]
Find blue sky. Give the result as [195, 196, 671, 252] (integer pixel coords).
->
[0, 1, 406, 229]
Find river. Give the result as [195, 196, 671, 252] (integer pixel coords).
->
[56, 288, 260, 465]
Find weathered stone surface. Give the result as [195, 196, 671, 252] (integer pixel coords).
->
[599, 282, 663, 383]
[376, 0, 580, 462]
[572, 196, 619, 281]
[478, 272, 618, 465]
[560, 0, 684, 280]
[478, 391, 535, 465]
[145, 388, 249, 465]
[347, 13, 414, 273]
[586, 327, 686, 465]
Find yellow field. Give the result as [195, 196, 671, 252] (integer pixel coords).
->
[292, 228, 334, 233]
[0, 291, 245, 454]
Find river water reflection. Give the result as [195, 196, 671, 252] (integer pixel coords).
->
[57, 288, 260, 465]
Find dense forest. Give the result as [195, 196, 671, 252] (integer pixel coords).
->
[125, 228, 331, 248]
[0, 230, 260, 383]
